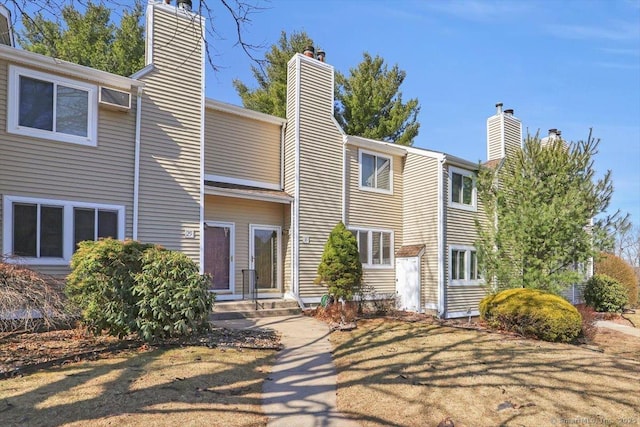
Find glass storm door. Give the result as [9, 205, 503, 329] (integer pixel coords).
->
[204, 223, 234, 291]
[250, 225, 281, 292]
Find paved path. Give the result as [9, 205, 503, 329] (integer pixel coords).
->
[212, 315, 360, 427]
[596, 320, 640, 337]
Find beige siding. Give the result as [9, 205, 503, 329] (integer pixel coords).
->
[137, 6, 203, 261]
[346, 146, 403, 295]
[205, 109, 281, 185]
[283, 62, 297, 295]
[204, 195, 285, 294]
[0, 59, 136, 276]
[503, 114, 521, 158]
[402, 153, 440, 306]
[487, 115, 502, 161]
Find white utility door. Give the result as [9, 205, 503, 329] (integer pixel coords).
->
[396, 256, 421, 312]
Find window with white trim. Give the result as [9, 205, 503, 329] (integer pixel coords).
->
[450, 246, 482, 285]
[449, 166, 476, 210]
[8, 66, 97, 146]
[2, 196, 124, 265]
[349, 228, 393, 268]
[359, 150, 392, 193]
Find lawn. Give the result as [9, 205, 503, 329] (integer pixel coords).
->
[330, 318, 640, 427]
[0, 329, 278, 427]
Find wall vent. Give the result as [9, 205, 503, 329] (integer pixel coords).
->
[99, 87, 131, 111]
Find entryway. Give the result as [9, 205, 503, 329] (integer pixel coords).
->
[249, 224, 282, 295]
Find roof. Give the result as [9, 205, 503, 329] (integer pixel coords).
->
[204, 181, 293, 204]
[206, 99, 287, 126]
[396, 244, 426, 258]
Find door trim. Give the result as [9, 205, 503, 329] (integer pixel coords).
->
[249, 224, 282, 293]
[204, 221, 235, 294]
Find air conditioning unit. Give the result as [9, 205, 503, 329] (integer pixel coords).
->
[99, 86, 131, 111]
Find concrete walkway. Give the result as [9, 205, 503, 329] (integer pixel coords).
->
[596, 320, 640, 337]
[212, 315, 360, 427]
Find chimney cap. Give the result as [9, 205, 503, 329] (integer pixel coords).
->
[316, 49, 326, 62]
[495, 102, 503, 114]
[504, 108, 514, 115]
[303, 45, 315, 57]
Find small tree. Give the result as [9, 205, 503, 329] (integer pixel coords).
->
[316, 222, 362, 301]
[595, 252, 638, 307]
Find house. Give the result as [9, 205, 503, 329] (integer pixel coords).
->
[0, 1, 527, 319]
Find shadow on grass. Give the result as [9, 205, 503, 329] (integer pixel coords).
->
[0, 344, 276, 427]
[329, 319, 640, 427]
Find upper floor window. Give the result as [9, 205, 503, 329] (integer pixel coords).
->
[449, 166, 476, 211]
[2, 195, 124, 265]
[8, 66, 97, 146]
[450, 245, 482, 285]
[359, 150, 392, 194]
[349, 227, 393, 268]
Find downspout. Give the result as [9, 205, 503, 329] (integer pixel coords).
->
[133, 86, 143, 240]
[293, 56, 301, 298]
[437, 155, 446, 318]
[280, 123, 286, 190]
[342, 136, 347, 224]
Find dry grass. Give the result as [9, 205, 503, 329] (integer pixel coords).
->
[0, 346, 276, 427]
[330, 318, 640, 427]
[623, 310, 640, 328]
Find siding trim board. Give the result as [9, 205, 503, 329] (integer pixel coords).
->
[204, 174, 280, 191]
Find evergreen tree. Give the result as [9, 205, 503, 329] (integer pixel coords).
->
[476, 131, 616, 294]
[233, 30, 314, 118]
[17, 1, 145, 77]
[316, 222, 363, 301]
[335, 52, 420, 146]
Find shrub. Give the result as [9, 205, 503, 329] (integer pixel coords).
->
[595, 252, 638, 307]
[480, 288, 582, 343]
[584, 274, 628, 313]
[316, 221, 362, 301]
[66, 239, 214, 341]
[0, 258, 74, 332]
[134, 248, 214, 341]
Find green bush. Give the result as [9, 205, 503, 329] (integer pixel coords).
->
[479, 288, 582, 343]
[134, 248, 214, 341]
[595, 252, 638, 307]
[315, 221, 362, 301]
[66, 239, 214, 341]
[584, 274, 628, 313]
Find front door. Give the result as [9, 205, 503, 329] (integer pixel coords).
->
[204, 222, 234, 292]
[396, 256, 421, 312]
[249, 225, 281, 293]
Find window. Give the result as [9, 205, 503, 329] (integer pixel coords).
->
[360, 150, 392, 193]
[8, 66, 97, 146]
[2, 196, 124, 265]
[449, 166, 476, 210]
[450, 246, 482, 285]
[349, 228, 393, 268]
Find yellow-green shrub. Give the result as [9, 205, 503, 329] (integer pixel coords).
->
[584, 274, 628, 313]
[480, 288, 581, 343]
[595, 252, 638, 307]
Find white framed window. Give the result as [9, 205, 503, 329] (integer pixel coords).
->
[449, 166, 476, 211]
[7, 66, 98, 146]
[449, 245, 482, 285]
[359, 149, 392, 194]
[349, 227, 394, 269]
[2, 195, 125, 265]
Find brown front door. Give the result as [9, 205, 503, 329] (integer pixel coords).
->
[204, 225, 232, 291]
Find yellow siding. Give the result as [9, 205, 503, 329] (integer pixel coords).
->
[0, 59, 136, 276]
[137, 6, 203, 262]
[346, 146, 403, 295]
[296, 59, 344, 299]
[204, 195, 285, 294]
[402, 153, 440, 306]
[205, 109, 281, 185]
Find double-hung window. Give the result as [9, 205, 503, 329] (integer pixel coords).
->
[450, 246, 481, 285]
[8, 66, 97, 146]
[449, 166, 476, 211]
[349, 228, 393, 268]
[360, 150, 392, 193]
[3, 196, 124, 265]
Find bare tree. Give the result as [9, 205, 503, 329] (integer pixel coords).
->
[616, 222, 640, 268]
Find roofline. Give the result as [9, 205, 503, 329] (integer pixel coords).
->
[345, 135, 408, 156]
[205, 99, 286, 126]
[204, 186, 293, 204]
[444, 153, 480, 170]
[0, 44, 142, 90]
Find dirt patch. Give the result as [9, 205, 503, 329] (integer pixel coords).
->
[330, 318, 640, 427]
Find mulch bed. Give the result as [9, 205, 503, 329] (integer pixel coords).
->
[0, 325, 281, 379]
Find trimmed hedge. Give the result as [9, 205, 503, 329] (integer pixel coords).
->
[480, 288, 582, 343]
[66, 239, 214, 341]
[595, 252, 638, 307]
[584, 274, 628, 313]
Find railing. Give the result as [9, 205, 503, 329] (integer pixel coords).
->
[241, 269, 258, 310]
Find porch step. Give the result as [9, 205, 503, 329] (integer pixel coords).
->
[210, 299, 301, 320]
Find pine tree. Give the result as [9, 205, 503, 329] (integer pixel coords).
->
[316, 222, 363, 301]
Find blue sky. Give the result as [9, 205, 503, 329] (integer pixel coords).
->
[203, 0, 640, 224]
